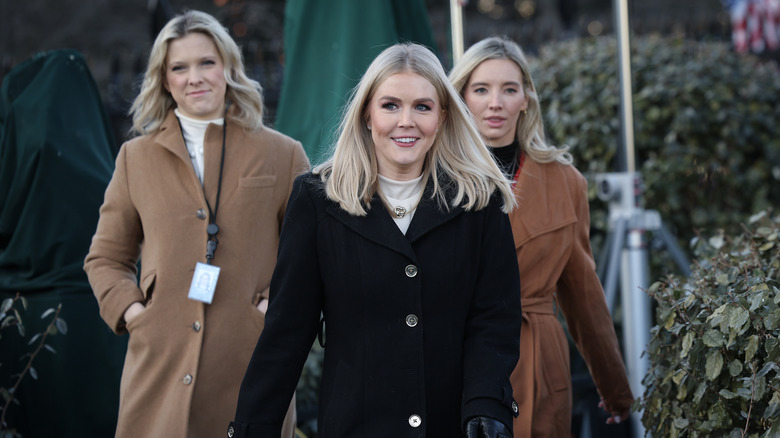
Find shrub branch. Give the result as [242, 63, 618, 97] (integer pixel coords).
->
[0, 302, 62, 431]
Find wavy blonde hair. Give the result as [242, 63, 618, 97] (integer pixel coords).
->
[314, 43, 515, 216]
[129, 10, 264, 135]
[449, 36, 572, 165]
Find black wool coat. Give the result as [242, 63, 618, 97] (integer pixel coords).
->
[232, 172, 522, 438]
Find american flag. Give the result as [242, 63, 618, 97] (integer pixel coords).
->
[723, 0, 780, 52]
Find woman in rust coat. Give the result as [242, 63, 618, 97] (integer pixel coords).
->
[450, 36, 634, 437]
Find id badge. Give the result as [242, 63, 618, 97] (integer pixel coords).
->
[188, 262, 220, 304]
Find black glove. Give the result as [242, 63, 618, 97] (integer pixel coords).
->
[464, 416, 512, 438]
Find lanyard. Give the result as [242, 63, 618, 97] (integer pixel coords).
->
[178, 118, 227, 265]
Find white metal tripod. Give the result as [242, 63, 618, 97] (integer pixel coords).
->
[599, 2, 692, 437]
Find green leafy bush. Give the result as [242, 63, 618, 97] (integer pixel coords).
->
[0, 295, 67, 437]
[530, 35, 780, 275]
[638, 210, 780, 437]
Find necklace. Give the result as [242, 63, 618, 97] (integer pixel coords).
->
[378, 173, 425, 220]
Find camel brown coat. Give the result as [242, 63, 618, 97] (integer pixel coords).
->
[509, 158, 633, 437]
[84, 110, 308, 437]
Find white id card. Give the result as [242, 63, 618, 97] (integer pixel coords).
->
[188, 262, 220, 304]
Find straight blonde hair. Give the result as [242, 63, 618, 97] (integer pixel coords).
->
[129, 10, 264, 135]
[449, 36, 572, 165]
[314, 43, 515, 216]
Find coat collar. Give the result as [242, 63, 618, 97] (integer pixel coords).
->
[154, 110, 191, 164]
[151, 107, 237, 208]
[511, 158, 577, 247]
[325, 176, 464, 260]
[153, 105, 238, 162]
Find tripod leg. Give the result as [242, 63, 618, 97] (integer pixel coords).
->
[602, 218, 627, 315]
[656, 222, 691, 276]
[597, 225, 616, 281]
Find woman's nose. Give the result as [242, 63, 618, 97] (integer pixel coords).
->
[398, 108, 415, 127]
[188, 69, 203, 85]
[489, 94, 502, 110]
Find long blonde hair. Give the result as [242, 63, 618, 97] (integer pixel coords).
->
[314, 43, 515, 216]
[449, 36, 572, 165]
[129, 10, 264, 135]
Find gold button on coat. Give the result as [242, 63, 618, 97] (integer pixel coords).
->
[404, 264, 418, 277]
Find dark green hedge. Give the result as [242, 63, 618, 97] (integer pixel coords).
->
[638, 210, 780, 436]
[529, 35, 780, 275]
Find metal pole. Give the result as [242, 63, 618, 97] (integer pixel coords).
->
[450, 0, 464, 63]
[597, 172, 653, 438]
[621, 216, 651, 438]
[611, 1, 647, 436]
[614, 0, 635, 173]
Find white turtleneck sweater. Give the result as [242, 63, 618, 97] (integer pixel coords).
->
[175, 108, 224, 184]
[378, 174, 424, 235]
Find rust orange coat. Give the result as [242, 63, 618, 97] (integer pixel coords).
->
[509, 157, 633, 437]
[84, 110, 308, 437]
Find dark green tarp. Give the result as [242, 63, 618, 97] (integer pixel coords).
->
[274, 0, 438, 164]
[0, 49, 126, 437]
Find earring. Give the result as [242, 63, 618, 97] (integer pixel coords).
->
[367, 124, 372, 131]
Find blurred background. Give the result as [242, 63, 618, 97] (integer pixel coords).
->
[0, 0, 745, 144]
[2, 1, 779, 437]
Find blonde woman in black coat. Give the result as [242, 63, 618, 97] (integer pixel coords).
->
[230, 43, 522, 438]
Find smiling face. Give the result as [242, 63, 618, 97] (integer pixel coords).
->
[366, 71, 444, 181]
[164, 32, 227, 120]
[463, 58, 528, 146]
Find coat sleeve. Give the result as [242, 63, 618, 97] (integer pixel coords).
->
[460, 198, 523, 431]
[230, 174, 323, 437]
[83, 143, 145, 334]
[555, 171, 634, 413]
[277, 139, 310, 227]
[259, 137, 309, 304]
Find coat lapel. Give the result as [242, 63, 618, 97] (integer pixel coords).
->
[511, 159, 577, 247]
[325, 177, 464, 259]
[156, 111, 192, 166]
[154, 109, 230, 210]
[405, 190, 463, 243]
[326, 196, 416, 259]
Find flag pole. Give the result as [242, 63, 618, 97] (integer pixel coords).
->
[614, 0, 635, 173]
[450, 0, 464, 63]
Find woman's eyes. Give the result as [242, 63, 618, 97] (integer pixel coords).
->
[380, 102, 431, 111]
[472, 87, 519, 95]
[170, 60, 216, 72]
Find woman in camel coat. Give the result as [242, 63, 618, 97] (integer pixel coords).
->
[450, 36, 634, 437]
[84, 11, 307, 437]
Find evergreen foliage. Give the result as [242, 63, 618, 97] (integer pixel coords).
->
[638, 210, 779, 437]
[530, 35, 780, 275]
